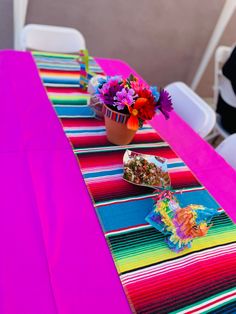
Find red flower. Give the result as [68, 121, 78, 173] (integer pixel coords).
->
[135, 97, 156, 120]
[137, 88, 155, 103]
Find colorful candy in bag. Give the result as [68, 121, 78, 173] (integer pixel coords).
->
[145, 190, 219, 252]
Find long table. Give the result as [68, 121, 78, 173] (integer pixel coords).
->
[0, 50, 236, 314]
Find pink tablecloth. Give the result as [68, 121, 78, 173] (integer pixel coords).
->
[0, 51, 235, 314]
[0, 51, 130, 314]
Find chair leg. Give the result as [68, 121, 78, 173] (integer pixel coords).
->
[205, 127, 219, 142]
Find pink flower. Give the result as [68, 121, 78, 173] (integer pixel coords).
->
[130, 80, 148, 94]
[114, 88, 135, 110]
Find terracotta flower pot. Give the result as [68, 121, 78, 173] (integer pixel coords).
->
[102, 104, 136, 145]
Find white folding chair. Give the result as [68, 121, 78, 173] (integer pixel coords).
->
[213, 46, 232, 139]
[216, 133, 236, 170]
[213, 45, 232, 105]
[20, 24, 86, 53]
[165, 82, 216, 138]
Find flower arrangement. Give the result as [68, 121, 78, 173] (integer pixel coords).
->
[95, 74, 173, 131]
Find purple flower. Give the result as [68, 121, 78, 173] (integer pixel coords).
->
[97, 78, 123, 105]
[114, 88, 135, 110]
[157, 89, 173, 119]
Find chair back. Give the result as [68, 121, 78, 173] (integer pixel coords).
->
[213, 46, 234, 139]
[165, 82, 216, 138]
[216, 133, 236, 170]
[20, 24, 86, 53]
[213, 46, 232, 105]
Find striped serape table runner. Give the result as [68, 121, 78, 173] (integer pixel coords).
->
[34, 51, 236, 314]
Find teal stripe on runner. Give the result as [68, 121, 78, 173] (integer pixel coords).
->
[84, 168, 123, 178]
[42, 77, 80, 84]
[96, 189, 220, 232]
[65, 128, 105, 134]
[167, 162, 185, 168]
[54, 105, 94, 117]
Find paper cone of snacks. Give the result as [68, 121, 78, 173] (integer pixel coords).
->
[123, 150, 171, 188]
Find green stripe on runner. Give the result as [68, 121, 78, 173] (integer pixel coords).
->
[50, 98, 88, 106]
[49, 94, 90, 100]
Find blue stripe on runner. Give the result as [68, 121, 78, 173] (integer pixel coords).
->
[65, 128, 105, 134]
[84, 168, 123, 178]
[54, 105, 94, 117]
[42, 77, 80, 84]
[167, 162, 185, 168]
[177, 189, 220, 208]
[96, 189, 220, 232]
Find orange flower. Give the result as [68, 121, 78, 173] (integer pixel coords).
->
[134, 97, 156, 120]
[175, 206, 210, 239]
[127, 106, 139, 131]
[127, 97, 156, 131]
